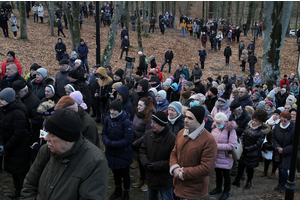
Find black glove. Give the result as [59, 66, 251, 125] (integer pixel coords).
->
[0, 145, 6, 156]
[145, 163, 153, 171]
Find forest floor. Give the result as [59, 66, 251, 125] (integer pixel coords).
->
[0, 9, 300, 200]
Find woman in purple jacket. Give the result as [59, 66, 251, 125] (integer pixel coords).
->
[210, 113, 237, 200]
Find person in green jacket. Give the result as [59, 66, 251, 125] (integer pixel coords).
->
[21, 108, 109, 200]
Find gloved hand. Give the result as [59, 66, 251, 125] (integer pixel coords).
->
[0, 145, 6, 156]
[145, 163, 154, 171]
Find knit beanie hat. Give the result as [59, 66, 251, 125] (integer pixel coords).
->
[187, 106, 205, 124]
[30, 63, 41, 71]
[253, 92, 260, 100]
[68, 70, 79, 80]
[191, 87, 199, 94]
[265, 100, 274, 107]
[110, 99, 122, 113]
[45, 108, 81, 142]
[168, 101, 182, 115]
[149, 88, 158, 96]
[207, 77, 213, 83]
[12, 80, 27, 93]
[55, 96, 76, 110]
[36, 68, 47, 78]
[274, 109, 281, 115]
[256, 101, 265, 110]
[171, 83, 178, 91]
[218, 95, 227, 103]
[0, 88, 15, 103]
[151, 111, 168, 126]
[75, 59, 82, 65]
[71, 51, 77, 59]
[210, 87, 218, 96]
[112, 82, 122, 90]
[7, 51, 15, 58]
[70, 91, 87, 110]
[157, 90, 166, 100]
[59, 59, 69, 65]
[114, 69, 124, 78]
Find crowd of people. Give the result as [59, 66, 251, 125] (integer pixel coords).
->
[0, 3, 299, 200]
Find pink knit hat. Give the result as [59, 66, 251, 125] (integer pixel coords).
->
[70, 91, 87, 110]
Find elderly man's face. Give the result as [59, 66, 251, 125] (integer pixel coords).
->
[59, 64, 69, 72]
[184, 111, 200, 132]
[6, 64, 18, 77]
[45, 132, 72, 156]
[151, 120, 165, 133]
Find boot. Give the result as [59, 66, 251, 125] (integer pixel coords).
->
[232, 180, 240, 187]
[130, 160, 139, 169]
[109, 187, 122, 200]
[219, 192, 229, 200]
[122, 191, 130, 200]
[260, 171, 268, 177]
[245, 182, 252, 189]
[9, 190, 20, 199]
[132, 179, 143, 188]
[269, 172, 275, 179]
[209, 187, 222, 195]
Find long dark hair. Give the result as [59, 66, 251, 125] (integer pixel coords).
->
[139, 96, 154, 124]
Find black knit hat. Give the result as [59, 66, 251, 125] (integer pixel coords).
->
[191, 87, 199, 94]
[230, 102, 241, 111]
[210, 87, 218, 96]
[114, 69, 124, 78]
[7, 51, 15, 58]
[59, 59, 69, 65]
[151, 111, 168, 126]
[12, 80, 27, 93]
[45, 108, 81, 142]
[68, 69, 79, 80]
[207, 77, 213, 83]
[187, 106, 205, 124]
[110, 99, 122, 113]
[30, 63, 41, 71]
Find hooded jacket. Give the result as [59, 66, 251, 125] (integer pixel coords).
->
[77, 42, 89, 59]
[222, 75, 232, 92]
[167, 83, 180, 103]
[157, 99, 169, 112]
[115, 85, 134, 120]
[155, 67, 163, 82]
[31, 77, 55, 100]
[211, 100, 232, 120]
[55, 37, 66, 61]
[131, 79, 157, 109]
[95, 67, 112, 103]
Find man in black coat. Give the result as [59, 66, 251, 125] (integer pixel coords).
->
[120, 36, 130, 59]
[160, 47, 174, 73]
[242, 22, 247, 36]
[1, 62, 26, 90]
[229, 103, 251, 138]
[140, 111, 176, 199]
[224, 44, 232, 65]
[205, 87, 218, 112]
[248, 52, 257, 76]
[149, 16, 155, 33]
[12, 80, 43, 162]
[56, 18, 66, 37]
[0, 9, 9, 37]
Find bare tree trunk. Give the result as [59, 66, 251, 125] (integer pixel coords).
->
[101, 1, 123, 67]
[143, 1, 148, 36]
[162, 2, 164, 14]
[252, 2, 256, 24]
[172, 2, 177, 27]
[227, 2, 232, 24]
[240, 1, 245, 27]
[261, 1, 293, 87]
[20, 2, 27, 39]
[259, 2, 263, 23]
[47, 1, 55, 36]
[136, 1, 143, 52]
[63, 2, 75, 50]
[217, 1, 220, 21]
[71, 2, 81, 51]
[221, 2, 226, 19]
[236, 2, 240, 27]
[296, 2, 299, 38]
[247, 2, 254, 29]
[154, 1, 158, 24]
[209, 2, 214, 19]
[124, 1, 129, 30]
[130, 1, 134, 15]
[206, 1, 208, 22]
[203, 2, 205, 19]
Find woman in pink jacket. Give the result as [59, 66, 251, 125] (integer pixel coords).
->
[210, 112, 237, 200]
[211, 94, 232, 119]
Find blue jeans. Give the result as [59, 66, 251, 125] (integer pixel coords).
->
[249, 64, 255, 76]
[279, 168, 288, 188]
[82, 57, 89, 74]
[161, 61, 172, 73]
[244, 29, 247, 36]
[182, 29, 185, 37]
[147, 187, 173, 200]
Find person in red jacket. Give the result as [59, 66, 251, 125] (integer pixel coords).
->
[279, 74, 290, 89]
[1, 51, 22, 78]
[155, 66, 163, 82]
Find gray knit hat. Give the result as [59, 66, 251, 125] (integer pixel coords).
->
[253, 92, 260, 100]
[36, 68, 47, 78]
[0, 88, 16, 103]
[168, 101, 182, 115]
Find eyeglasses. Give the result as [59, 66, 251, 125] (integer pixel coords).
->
[280, 119, 288, 123]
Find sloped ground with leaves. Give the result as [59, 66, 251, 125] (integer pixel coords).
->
[0, 9, 300, 200]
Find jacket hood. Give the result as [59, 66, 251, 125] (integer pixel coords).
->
[155, 66, 160, 72]
[96, 67, 112, 86]
[115, 85, 129, 103]
[223, 75, 229, 82]
[57, 37, 63, 42]
[261, 123, 272, 135]
[171, 83, 178, 91]
[138, 79, 149, 92]
[96, 67, 108, 78]
[2, 99, 27, 113]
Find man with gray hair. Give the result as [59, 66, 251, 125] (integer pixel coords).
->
[21, 108, 109, 199]
[12, 80, 43, 162]
[1, 62, 26, 90]
[231, 87, 252, 108]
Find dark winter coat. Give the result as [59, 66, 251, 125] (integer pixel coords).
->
[57, 19, 63, 30]
[102, 111, 134, 169]
[72, 79, 92, 112]
[167, 87, 180, 103]
[164, 51, 174, 62]
[194, 81, 206, 95]
[205, 95, 218, 113]
[55, 68, 70, 97]
[1, 72, 26, 90]
[248, 55, 257, 65]
[198, 50, 207, 62]
[132, 111, 152, 159]
[77, 43, 89, 59]
[222, 75, 232, 93]
[173, 69, 186, 81]
[191, 67, 202, 79]
[228, 109, 251, 137]
[150, 59, 157, 69]
[121, 29, 128, 40]
[168, 114, 185, 135]
[19, 91, 43, 144]
[130, 79, 157, 109]
[224, 46, 232, 56]
[272, 123, 294, 169]
[115, 85, 134, 120]
[55, 41, 66, 61]
[121, 39, 130, 51]
[139, 55, 146, 69]
[231, 94, 253, 108]
[0, 100, 30, 175]
[239, 123, 265, 168]
[157, 99, 169, 112]
[0, 13, 8, 28]
[140, 126, 176, 190]
[275, 92, 289, 108]
[31, 77, 54, 100]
